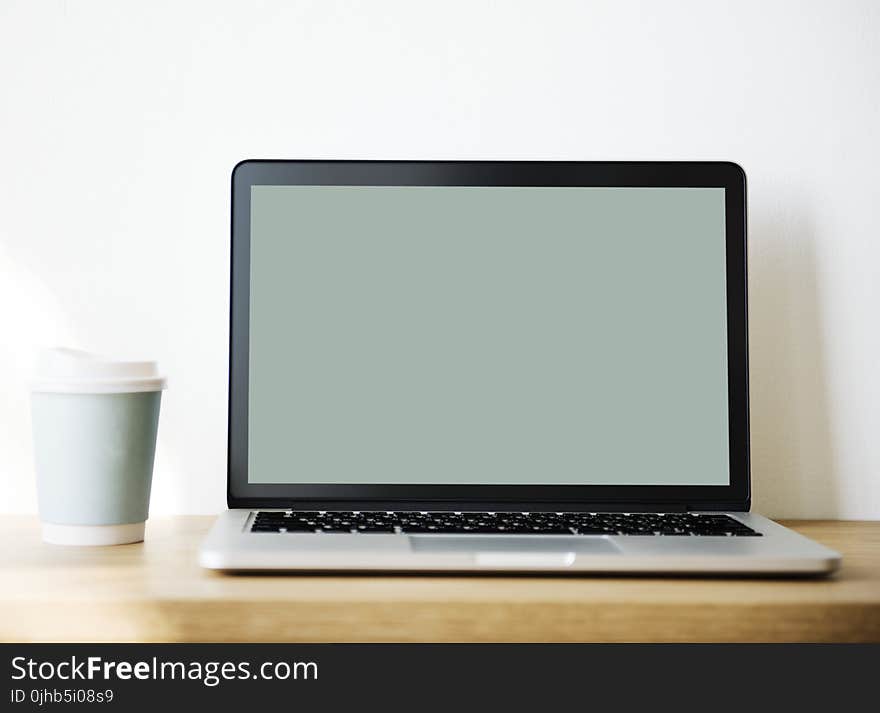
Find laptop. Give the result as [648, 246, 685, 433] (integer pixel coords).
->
[199, 160, 841, 575]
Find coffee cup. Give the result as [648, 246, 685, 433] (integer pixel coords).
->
[30, 348, 166, 545]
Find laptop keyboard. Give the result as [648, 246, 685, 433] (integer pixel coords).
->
[250, 511, 761, 536]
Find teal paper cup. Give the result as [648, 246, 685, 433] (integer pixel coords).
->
[30, 348, 166, 545]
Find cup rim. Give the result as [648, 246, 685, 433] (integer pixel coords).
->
[30, 377, 167, 394]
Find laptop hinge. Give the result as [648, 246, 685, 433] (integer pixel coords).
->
[248, 500, 691, 513]
[685, 502, 748, 512]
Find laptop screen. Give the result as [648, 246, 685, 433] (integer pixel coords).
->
[247, 185, 729, 486]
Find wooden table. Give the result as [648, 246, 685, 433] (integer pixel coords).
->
[1, 516, 878, 642]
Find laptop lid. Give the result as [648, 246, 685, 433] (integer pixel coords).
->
[228, 161, 749, 511]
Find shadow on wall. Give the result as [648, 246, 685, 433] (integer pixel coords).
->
[748, 206, 839, 519]
[0, 244, 78, 514]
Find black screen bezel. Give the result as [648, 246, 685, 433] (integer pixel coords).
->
[228, 161, 749, 511]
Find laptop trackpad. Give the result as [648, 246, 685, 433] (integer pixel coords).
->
[409, 536, 620, 564]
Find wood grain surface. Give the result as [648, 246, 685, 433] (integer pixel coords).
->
[1, 516, 878, 642]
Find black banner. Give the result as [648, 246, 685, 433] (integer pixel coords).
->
[3, 644, 875, 711]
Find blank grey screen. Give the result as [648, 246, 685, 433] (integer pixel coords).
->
[248, 186, 729, 485]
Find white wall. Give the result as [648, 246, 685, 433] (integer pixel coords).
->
[1, 0, 878, 519]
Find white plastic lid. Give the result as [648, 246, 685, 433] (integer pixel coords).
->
[31, 348, 167, 394]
